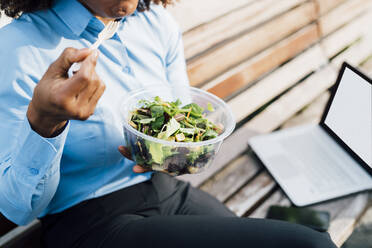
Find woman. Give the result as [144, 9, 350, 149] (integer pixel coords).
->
[0, 0, 338, 247]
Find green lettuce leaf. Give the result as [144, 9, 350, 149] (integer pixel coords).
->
[151, 116, 165, 131]
[148, 142, 163, 164]
[182, 103, 204, 118]
[202, 129, 218, 139]
[146, 141, 178, 164]
[165, 118, 180, 138]
[150, 105, 164, 118]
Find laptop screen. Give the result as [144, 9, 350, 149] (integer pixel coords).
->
[324, 66, 371, 168]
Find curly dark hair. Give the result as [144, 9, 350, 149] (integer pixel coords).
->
[0, 0, 173, 18]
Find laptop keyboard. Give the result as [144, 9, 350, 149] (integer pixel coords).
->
[279, 134, 356, 193]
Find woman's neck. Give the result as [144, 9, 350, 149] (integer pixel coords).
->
[96, 16, 115, 25]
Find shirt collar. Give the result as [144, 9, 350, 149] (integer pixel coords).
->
[52, 0, 94, 37]
[132, 9, 139, 17]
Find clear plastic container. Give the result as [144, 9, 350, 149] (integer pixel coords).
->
[121, 85, 235, 176]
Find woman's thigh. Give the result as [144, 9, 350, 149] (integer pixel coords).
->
[174, 183, 236, 217]
[146, 173, 235, 217]
[81, 215, 337, 248]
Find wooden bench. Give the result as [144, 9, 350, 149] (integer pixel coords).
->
[1, 0, 372, 246]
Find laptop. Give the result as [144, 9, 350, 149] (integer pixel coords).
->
[248, 62, 372, 206]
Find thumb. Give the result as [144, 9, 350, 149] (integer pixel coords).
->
[133, 165, 150, 173]
[118, 146, 132, 160]
[48, 48, 91, 77]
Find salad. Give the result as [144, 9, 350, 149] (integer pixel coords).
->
[125, 96, 224, 175]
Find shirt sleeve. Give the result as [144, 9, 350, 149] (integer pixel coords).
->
[0, 38, 68, 225]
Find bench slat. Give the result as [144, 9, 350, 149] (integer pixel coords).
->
[204, 24, 319, 99]
[331, 30, 372, 68]
[361, 56, 372, 77]
[200, 154, 261, 202]
[183, 0, 305, 60]
[228, 45, 327, 123]
[321, 11, 372, 57]
[246, 66, 337, 133]
[225, 171, 277, 216]
[0, 220, 41, 248]
[311, 193, 370, 247]
[187, 2, 317, 86]
[249, 190, 291, 219]
[331, 193, 371, 246]
[281, 91, 331, 129]
[315, 0, 348, 15]
[0, 215, 17, 238]
[319, 0, 371, 36]
[168, 0, 255, 33]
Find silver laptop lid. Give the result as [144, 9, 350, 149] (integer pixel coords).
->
[320, 62, 372, 174]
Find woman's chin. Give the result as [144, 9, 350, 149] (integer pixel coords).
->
[111, 4, 136, 17]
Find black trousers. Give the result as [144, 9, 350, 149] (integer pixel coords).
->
[41, 173, 337, 248]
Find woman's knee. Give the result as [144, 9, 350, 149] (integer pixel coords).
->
[260, 218, 338, 248]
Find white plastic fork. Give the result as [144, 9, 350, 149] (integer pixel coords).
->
[68, 18, 122, 77]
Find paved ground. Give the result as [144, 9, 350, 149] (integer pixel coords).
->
[342, 203, 372, 248]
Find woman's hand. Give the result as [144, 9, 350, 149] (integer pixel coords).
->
[118, 146, 151, 173]
[27, 48, 106, 138]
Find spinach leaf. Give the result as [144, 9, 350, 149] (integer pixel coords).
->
[182, 103, 204, 118]
[151, 116, 165, 131]
[202, 129, 218, 139]
[150, 105, 164, 118]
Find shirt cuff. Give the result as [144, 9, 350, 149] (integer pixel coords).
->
[11, 117, 70, 181]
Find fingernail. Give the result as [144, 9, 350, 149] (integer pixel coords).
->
[133, 166, 144, 173]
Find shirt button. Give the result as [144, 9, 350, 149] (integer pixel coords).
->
[29, 168, 39, 175]
[123, 66, 131, 73]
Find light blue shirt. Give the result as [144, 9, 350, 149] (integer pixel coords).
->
[0, 0, 188, 225]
